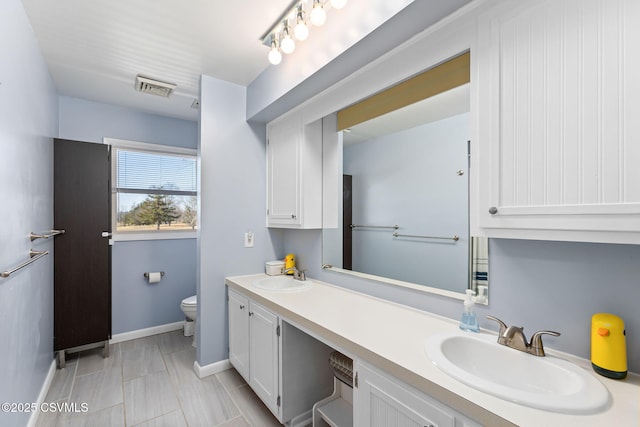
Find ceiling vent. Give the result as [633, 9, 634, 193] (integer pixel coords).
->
[135, 75, 176, 98]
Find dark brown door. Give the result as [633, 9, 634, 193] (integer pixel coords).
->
[54, 139, 111, 351]
[343, 174, 352, 270]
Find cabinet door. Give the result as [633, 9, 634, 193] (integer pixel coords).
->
[228, 290, 249, 381]
[354, 362, 474, 427]
[476, 0, 640, 242]
[267, 117, 301, 227]
[249, 301, 280, 417]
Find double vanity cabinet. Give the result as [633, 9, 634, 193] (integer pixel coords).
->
[227, 274, 637, 427]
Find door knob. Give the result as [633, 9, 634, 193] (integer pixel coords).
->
[101, 232, 112, 237]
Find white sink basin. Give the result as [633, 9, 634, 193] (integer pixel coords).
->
[253, 276, 312, 292]
[425, 332, 610, 414]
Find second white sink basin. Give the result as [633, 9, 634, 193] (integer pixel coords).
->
[425, 332, 610, 414]
[253, 276, 312, 292]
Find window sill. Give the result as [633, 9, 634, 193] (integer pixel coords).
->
[113, 231, 197, 242]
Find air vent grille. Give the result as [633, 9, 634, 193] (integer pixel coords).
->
[135, 75, 176, 97]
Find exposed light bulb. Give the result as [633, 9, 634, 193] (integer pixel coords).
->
[280, 22, 295, 54]
[281, 34, 295, 54]
[294, 22, 309, 41]
[310, 1, 326, 26]
[330, 0, 347, 9]
[294, 9, 309, 41]
[268, 45, 282, 65]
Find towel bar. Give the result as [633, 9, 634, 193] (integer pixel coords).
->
[1, 250, 49, 278]
[30, 229, 65, 241]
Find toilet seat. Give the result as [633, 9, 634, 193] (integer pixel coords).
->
[181, 295, 197, 307]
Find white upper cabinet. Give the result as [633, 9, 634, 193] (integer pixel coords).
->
[476, 0, 640, 243]
[266, 112, 323, 228]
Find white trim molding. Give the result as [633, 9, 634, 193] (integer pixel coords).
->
[109, 321, 184, 344]
[27, 360, 57, 427]
[194, 359, 232, 379]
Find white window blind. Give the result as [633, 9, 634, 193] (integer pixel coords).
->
[116, 149, 196, 195]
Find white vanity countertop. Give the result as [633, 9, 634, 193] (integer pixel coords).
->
[225, 274, 639, 427]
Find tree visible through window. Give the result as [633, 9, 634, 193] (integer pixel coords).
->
[112, 143, 197, 233]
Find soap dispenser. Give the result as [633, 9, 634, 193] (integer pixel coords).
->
[591, 313, 627, 379]
[460, 289, 480, 332]
[284, 253, 296, 275]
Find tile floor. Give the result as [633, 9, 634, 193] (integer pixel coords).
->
[36, 330, 283, 427]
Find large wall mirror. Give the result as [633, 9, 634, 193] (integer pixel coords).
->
[322, 52, 488, 303]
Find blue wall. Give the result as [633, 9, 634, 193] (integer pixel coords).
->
[0, 1, 59, 426]
[59, 97, 197, 148]
[58, 97, 199, 334]
[111, 239, 196, 334]
[198, 75, 283, 366]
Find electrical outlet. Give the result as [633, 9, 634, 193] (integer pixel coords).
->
[244, 232, 254, 248]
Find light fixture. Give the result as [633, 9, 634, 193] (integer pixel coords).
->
[261, 0, 349, 65]
[268, 36, 282, 65]
[280, 21, 296, 54]
[293, 5, 309, 41]
[330, 0, 347, 9]
[310, 0, 327, 27]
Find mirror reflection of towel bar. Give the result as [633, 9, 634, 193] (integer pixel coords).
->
[393, 232, 459, 242]
[350, 224, 399, 230]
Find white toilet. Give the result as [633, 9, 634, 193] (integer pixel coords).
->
[180, 295, 197, 347]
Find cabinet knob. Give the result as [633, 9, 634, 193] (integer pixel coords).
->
[239, 304, 245, 310]
[249, 312, 254, 317]
[291, 214, 296, 219]
[489, 207, 498, 215]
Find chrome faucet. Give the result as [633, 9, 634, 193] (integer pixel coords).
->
[284, 267, 306, 281]
[486, 315, 560, 357]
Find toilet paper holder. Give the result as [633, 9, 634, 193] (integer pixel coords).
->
[143, 271, 165, 279]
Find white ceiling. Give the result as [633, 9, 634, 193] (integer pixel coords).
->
[20, 0, 303, 121]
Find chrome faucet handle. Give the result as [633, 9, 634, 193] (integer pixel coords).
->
[486, 315, 508, 336]
[296, 269, 306, 281]
[529, 330, 561, 356]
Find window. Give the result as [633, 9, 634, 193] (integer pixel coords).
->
[107, 139, 197, 240]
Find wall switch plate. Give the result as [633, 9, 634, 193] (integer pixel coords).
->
[244, 232, 254, 248]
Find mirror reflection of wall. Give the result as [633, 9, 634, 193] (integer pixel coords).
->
[322, 52, 488, 302]
[344, 113, 469, 292]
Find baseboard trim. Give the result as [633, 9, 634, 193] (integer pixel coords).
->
[194, 359, 232, 379]
[27, 359, 56, 427]
[110, 321, 184, 344]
